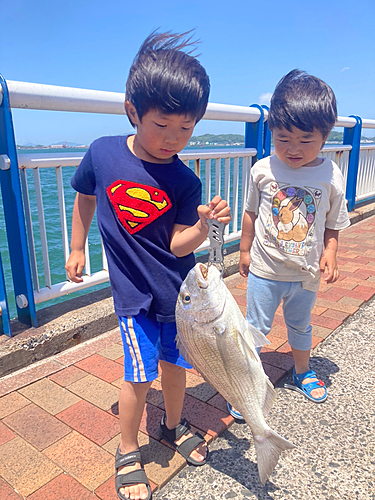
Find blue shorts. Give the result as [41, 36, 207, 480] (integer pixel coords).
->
[246, 272, 317, 351]
[118, 314, 192, 383]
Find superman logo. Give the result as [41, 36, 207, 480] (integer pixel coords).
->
[106, 180, 172, 234]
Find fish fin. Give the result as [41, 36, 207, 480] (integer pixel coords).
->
[247, 323, 270, 349]
[253, 428, 296, 485]
[262, 377, 277, 417]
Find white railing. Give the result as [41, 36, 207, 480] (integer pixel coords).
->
[355, 145, 375, 203]
[18, 148, 257, 304]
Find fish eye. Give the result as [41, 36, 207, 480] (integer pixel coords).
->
[181, 292, 191, 304]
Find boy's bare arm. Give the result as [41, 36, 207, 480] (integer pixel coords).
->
[170, 195, 231, 257]
[65, 193, 97, 283]
[239, 210, 257, 278]
[320, 228, 339, 283]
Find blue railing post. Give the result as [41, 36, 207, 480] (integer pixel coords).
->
[343, 115, 362, 212]
[0, 75, 37, 331]
[245, 104, 264, 163]
[261, 105, 271, 157]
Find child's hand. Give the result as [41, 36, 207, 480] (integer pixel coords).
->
[239, 252, 251, 278]
[319, 249, 339, 283]
[197, 195, 231, 227]
[65, 250, 86, 283]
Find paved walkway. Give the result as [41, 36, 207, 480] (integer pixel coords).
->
[1, 214, 375, 499]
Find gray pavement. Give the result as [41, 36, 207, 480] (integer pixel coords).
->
[154, 297, 375, 500]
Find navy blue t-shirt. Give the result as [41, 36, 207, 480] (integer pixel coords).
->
[71, 135, 201, 322]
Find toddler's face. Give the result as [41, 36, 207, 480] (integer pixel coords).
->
[125, 102, 196, 163]
[272, 126, 327, 169]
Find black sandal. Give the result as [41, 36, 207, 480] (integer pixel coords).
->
[115, 447, 152, 500]
[158, 414, 208, 466]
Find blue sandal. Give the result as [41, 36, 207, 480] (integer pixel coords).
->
[284, 368, 327, 403]
[227, 402, 245, 420]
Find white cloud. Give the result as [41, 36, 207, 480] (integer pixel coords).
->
[258, 92, 272, 105]
[341, 67, 350, 72]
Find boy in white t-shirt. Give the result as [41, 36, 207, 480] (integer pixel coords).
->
[228, 70, 350, 418]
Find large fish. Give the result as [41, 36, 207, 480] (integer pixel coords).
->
[175, 262, 296, 484]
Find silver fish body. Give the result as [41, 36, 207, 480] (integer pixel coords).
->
[175, 263, 296, 484]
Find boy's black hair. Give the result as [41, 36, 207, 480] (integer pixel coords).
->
[125, 30, 210, 127]
[267, 69, 337, 138]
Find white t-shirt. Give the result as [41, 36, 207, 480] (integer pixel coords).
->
[245, 155, 350, 291]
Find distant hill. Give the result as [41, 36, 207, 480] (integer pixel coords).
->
[189, 134, 245, 145]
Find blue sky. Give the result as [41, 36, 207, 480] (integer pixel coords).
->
[1, 0, 374, 145]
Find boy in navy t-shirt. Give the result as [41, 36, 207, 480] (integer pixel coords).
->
[66, 31, 231, 500]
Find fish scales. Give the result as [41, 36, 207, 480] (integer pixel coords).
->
[175, 263, 296, 484]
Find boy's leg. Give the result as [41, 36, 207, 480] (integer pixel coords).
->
[159, 360, 207, 462]
[246, 272, 286, 354]
[117, 315, 160, 500]
[118, 380, 151, 499]
[282, 284, 326, 400]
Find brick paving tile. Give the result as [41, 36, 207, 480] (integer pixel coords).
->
[98, 343, 124, 361]
[0, 478, 22, 500]
[139, 432, 186, 489]
[269, 324, 288, 340]
[44, 431, 113, 492]
[331, 279, 357, 290]
[0, 392, 30, 419]
[27, 473, 98, 500]
[311, 336, 324, 349]
[260, 349, 295, 372]
[3, 403, 71, 451]
[146, 379, 164, 407]
[0, 436, 61, 497]
[321, 309, 350, 322]
[18, 378, 80, 415]
[317, 288, 346, 302]
[262, 363, 287, 385]
[56, 400, 120, 446]
[311, 325, 334, 339]
[48, 365, 87, 387]
[233, 294, 246, 307]
[75, 354, 124, 383]
[340, 269, 374, 280]
[310, 314, 342, 330]
[114, 355, 125, 366]
[0, 359, 65, 398]
[139, 403, 165, 441]
[263, 334, 286, 351]
[315, 297, 359, 315]
[229, 287, 247, 296]
[0, 421, 16, 446]
[207, 392, 231, 414]
[67, 374, 120, 411]
[185, 371, 217, 402]
[179, 393, 231, 439]
[311, 305, 328, 315]
[276, 342, 293, 355]
[333, 286, 375, 301]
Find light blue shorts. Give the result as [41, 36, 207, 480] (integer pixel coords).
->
[246, 272, 317, 351]
[119, 314, 192, 383]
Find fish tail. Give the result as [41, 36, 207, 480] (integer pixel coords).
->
[253, 428, 296, 485]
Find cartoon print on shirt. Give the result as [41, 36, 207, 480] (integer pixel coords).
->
[106, 180, 172, 234]
[264, 183, 322, 256]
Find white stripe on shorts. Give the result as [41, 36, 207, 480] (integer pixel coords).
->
[121, 317, 147, 382]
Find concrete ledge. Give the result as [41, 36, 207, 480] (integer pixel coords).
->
[0, 287, 117, 377]
[1, 202, 374, 378]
